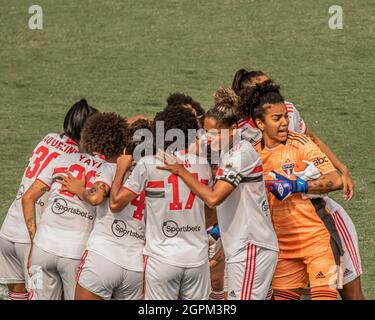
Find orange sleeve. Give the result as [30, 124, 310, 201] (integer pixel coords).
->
[299, 137, 336, 175]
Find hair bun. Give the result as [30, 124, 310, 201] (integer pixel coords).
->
[214, 87, 239, 112]
[78, 98, 89, 107]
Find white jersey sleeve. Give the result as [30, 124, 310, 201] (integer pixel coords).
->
[216, 140, 279, 263]
[285, 101, 307, 134]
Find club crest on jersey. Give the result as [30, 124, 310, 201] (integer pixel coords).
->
[281, 161, 295, 177]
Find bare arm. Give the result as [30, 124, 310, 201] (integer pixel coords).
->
[306, 129, 354, 200]
[109, 155, 137, 213]
[22, 180, 49, 241]
[307, 170, 343, 194]
[60, 172, 109, 206]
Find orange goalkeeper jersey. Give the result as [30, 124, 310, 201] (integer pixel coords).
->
[254, 131, 337, 259]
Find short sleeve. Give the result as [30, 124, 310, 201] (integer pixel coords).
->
[300, 139, 336, 175]
[36, 157, 59, 188]
[94, 163, 115, 189]
[123, 160, 148, 195]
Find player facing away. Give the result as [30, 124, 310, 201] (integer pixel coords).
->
[165, 92, 225, 300]
[21, 112, 128, 300]
[233, 69, 365, 300]
[158, 88, 279, 300]
[110, 105, 212, 300]
[60, 119, 152, 300]
[241, 82, 344, 300]
[0, 99, 98, 300]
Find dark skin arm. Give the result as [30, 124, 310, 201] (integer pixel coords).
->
[60, 172, 109, 206]
[205, 205, 218, 229]
[109, 155, 137, 213]
[157, 151, 235, 209]
[306, 128, 354, 200]
[22, 180, 49, 241]
[306, 170, 343, 194]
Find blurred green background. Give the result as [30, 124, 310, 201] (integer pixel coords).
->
[0, 0, 374, 298]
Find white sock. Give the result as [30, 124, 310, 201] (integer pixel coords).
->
[8, 291, 29, 300]
[209, 290, 225, 300]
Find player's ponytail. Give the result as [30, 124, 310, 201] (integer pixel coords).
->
[205, 87, 239, 127]
[63, 98, 99, 143]
[231, 68, 267, 94]
[237, 82, 284, 127]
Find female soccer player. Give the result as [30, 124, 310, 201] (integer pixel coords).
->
[240, 82, 344, 300]
[233, 69, 365, 299]
[109, 105, 212, 300]
[60, 119, 152, 300]
[158, 88, 279, 300]
[0, 98, 98, 300]
[22, 112, 128, 300]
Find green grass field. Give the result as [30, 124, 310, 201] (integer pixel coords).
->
[0, 0, 374, 299]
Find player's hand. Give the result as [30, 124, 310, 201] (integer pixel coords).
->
[293, 160, 321, 181]
[117, 154, 134, 170]
[60, 171, 86, 195]
[342, 170, 355, 201]
[266, 171, 308, 201]
[156, 151, 186, 176]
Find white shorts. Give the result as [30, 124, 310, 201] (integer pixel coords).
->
[227, 243, 278, 300]
[0, 237, 30, 286]
[326, 198, 362, 285]
[29, 245, 80, 300]
[144, 255, 210, 300]
[77, 250, 144, 300]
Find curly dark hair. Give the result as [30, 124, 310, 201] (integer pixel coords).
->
[166, 92, 205, 127]
[237, 82, 284, 126]
[153, 104, 199, 151]
[125, 119, 154, 156]
[80, 112, 129, 159]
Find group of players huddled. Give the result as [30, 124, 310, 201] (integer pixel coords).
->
[0, 69, 365, 300]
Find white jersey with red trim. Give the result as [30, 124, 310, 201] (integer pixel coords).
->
[85, 163, 146, 272]
[215, 140, 279, 263]
[238, 101, 307, 145]
[34, 153, 105, 259]
[0, 133, 79, 243]
[124, 151, 212, 268]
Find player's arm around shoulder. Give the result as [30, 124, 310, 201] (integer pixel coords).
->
[109, 155, 140, 213]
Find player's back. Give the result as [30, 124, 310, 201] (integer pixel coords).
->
[0, 133, 79, 243]
[34, 152, 105, 259]
[87, 163, 146, 272]
[254, 131, 337, 258]
[124, 151, 212, 268]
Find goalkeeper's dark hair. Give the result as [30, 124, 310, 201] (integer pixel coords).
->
[81, 112, 129, 159]
[236, 82, 285, 127]
[63, 98, 98, 143]
[166, 92, 205, 127]
[231, 68, 266, 94]
[125, 119, 153, 156]
[205, 87, 239, 127]
[153, 104, 199, 151]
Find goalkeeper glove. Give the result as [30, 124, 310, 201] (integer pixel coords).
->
[265, 170, 308, 201]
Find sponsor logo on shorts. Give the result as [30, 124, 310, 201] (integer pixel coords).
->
[111, 219, 145, 240]
[16, 185, 25, 200]
[315, 271, 326, 279]
[229, 290, 236, 298]
[162, 220, 201, 238]
[51, 198, 94, 220]
[261, 199, 269, 215]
